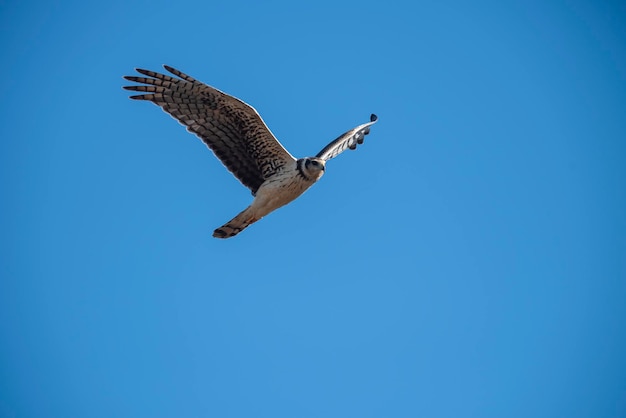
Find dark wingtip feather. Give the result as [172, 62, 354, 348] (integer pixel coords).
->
[123, 85, 144, 91]
[370, 114, 378, 122]
[135, 68, 155, 77]
[163, 64, 177, 74]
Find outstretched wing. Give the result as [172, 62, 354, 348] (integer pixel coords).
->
[123, 65, 295, 194]
[315, 114, 378, 161]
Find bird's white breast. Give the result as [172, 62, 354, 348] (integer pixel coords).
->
[249, 162, 320, 219]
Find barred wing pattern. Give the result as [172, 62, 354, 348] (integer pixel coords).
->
[316, 114, 378, 161]
[123, 65, 295, 194]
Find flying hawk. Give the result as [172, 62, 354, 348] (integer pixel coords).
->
[123, 65, 378, 238]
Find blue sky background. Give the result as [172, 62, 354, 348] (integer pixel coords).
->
[1, 0, 625, 417]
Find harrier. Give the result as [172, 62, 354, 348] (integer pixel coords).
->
[123, 65, 378, 238]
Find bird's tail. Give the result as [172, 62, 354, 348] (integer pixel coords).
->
[213, 206, 259, 239]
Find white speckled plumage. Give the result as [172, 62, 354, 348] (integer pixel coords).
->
[123, 65, 377, 238]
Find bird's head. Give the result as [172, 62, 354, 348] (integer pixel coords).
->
[303, 157, 326, 180]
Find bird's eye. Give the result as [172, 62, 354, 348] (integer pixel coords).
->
[311, 160, 318, 166]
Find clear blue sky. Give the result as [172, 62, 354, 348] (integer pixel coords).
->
[1, 0, 625, 417]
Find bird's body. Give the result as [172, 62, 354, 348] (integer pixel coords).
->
[214, 158, 325, 238]
[123, 65, 377, 238]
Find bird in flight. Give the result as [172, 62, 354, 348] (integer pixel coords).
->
[123, 65, 378, 238]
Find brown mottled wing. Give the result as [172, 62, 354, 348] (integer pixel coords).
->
[316, 114, 378, 161]
[123, 65, 295, 194]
